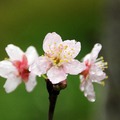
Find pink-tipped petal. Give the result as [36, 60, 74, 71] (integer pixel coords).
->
[3, 75, 21, 93]
[25, 73, 37, 92]
[43, 32, 62, 53]
[5, 44, 24, 61]
[63, 60, 86, 75]
[25, 46, 38, 65]
[0, 60, 17, 78]
[47, 66, 67, 84]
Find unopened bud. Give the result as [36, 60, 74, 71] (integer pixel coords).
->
[53, 84, 60, 91]
[53, 80, 67, 91]
[59, 80, 67, 89]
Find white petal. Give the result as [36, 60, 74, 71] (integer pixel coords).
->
[47, 66, 67, 84]
[80, 79, 86, 91]
[25, 46, 39, 65]
[3, 75, 21, 93]
[80, 80, 95, 102]
[25, 73, 37, 92]
[61, 40, 81, 59]
[90, 66, 106, 83]
[79, 75, 84, 82]
[83, 53, 91, 62]
[84, 80, 95, 102]
[5, 44, 24, 61]
[91, 43, 102, 61]
[0, 60, 17, 78]
[43, 32, 62, 53]
[29, 56, 51, 76]
[63, 60, 86, 75]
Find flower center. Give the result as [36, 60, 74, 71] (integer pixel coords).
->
[81, 57, 108, 79]
[46, 44, 69, 66]
[12, 55, 29, 82]
[81, 61, 91, 79]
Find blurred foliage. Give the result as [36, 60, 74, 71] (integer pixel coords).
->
[0, 0, 104, 120]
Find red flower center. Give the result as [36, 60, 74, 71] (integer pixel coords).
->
[13, 55, 29, 82]
[81, 61, 91, 79]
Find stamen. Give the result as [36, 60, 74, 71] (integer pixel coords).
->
[4, 58, 9, 60]
[100, 81, 105, 86]
[46, 43, 72, 67]
[105, 76, 108, 79]
[64, 55, 67, 58]
[64, 45, 68, 49]
[95, 56, 108, 71]
[96, 56, 103, 62]
[68, 52, 71, 55]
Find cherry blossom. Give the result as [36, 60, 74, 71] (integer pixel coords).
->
[80, 43, 108, 102]
[30, 32, 85, 84]
[0, 44, 38, 93]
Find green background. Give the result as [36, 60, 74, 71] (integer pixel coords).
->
[0, 0, 106, 120]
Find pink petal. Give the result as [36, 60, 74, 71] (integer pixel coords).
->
[3, 75, 21, 93]
[29, 56, 51, 76]
[5, 44, 24, 61]
[25, 46, 38, 65]
[61, 40, 81, 59]
[91, 43, 102, 61]
[43, 32, 62, 53]
[47, 66, 67, 84]
[0, 60, 17, 78]
[63, 60, 86, 75]
[25, 73, 37, 92]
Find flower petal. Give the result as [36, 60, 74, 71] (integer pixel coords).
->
[3, 75, 21, 93]
[5, 44, 24, 61]
[25, 46, 38, 65]
[29, 56, 51, 76]
[61, 40, 81, 59]
[83, 53, 91, 62]
[80, 80, 95, 102]
[90, 66, 106, 83]
[91, 43, 102, 61]
[47, 66, 67, 84]
[63, 60, 86, 75]
[43, 32, 62, 53]
[80, 78, 86, 91]
[25, 73, 37, 92]
[0, 60, 17, 78]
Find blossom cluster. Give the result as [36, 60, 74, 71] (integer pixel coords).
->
[0, 32, 108, 102]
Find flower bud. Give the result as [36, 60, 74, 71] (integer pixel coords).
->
[59, 80, 67, 89]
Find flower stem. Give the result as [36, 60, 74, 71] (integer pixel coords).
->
[48, 92, 58, 120]
[46, 80, 60, 120]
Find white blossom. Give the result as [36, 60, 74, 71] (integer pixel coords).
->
[0, 44, 38, 93]
[80, 43, 108, 102]
[30, 32, 85, 84]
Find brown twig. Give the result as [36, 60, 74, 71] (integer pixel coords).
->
[46, 80, 60, 120]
